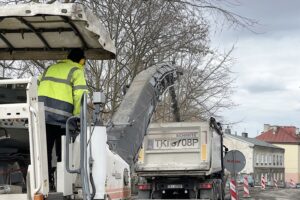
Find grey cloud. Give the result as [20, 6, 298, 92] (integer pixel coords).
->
[217, 0, 300, 41]
[243, 81, 286, 93]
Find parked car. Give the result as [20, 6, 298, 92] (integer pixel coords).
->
[295, 183, 300, 189]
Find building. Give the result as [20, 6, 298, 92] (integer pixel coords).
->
[256, 124, 300, 183]
[224, 132, 285, 186]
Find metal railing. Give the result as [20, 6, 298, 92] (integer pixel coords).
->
[65, 92, 91, 200]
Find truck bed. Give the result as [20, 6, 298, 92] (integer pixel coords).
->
[136, 121, 223, 176]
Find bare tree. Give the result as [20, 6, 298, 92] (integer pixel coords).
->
[154, 48, 235, 122]
[0, 0, 250, 121]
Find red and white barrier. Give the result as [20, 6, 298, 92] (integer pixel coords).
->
[274, 178, 278, 189]
[230, 179, 237, 200]
[243, 176, 250, 198]
[261, 176, 266, 190]
[290, 179, 296, 188]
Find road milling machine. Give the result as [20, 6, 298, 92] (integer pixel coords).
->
[0, 3, 179, 200]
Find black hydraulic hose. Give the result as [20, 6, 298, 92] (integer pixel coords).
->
[88, 130, 96, 200]
[90, 171, 96, 199]
[169, 86, 180, 122]
[218, 126, 226, 199]
[220, 130, 224, 176]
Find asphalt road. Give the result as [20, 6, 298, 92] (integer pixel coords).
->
[228, 187, 300, 200]
[133, 186, 300, 199]
[242, 187, 300, 200]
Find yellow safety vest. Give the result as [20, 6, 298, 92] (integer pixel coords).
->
[38, 59, 88, 127]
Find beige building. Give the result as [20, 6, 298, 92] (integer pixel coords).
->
[257, 124, 300, 184]
[224, 132, 285, 186]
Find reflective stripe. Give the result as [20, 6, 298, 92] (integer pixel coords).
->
[38, 96, 73, 114]
[41, 67, 49, 80]
[42, 77, 71, 85]
[44, 106, 72, 117]
[40, 66, 78, 86]
[73, 85, 88, 90]
[67, 67, 79, 82]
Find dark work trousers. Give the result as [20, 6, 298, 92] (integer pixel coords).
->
[46, 124, 66, 186]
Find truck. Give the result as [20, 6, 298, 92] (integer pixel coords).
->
[136, 119, 225, 199]
[0, 3, 179, 200]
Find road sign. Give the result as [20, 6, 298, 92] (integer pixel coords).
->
[223, 150, 246, 173]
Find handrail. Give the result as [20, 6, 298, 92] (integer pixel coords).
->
[80, 92, 91, 200]
[29, 106, 42, 194]
[0, 78, 31, 85]
[65, 116, 81, 174]
[65, 93, 91, 200]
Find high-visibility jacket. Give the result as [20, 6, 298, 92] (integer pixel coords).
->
[38, 59, 88, 127]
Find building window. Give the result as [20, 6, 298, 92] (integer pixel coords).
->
[269, 155, 272, 165]
[277, 155, 279, 166]
[261, 155, 264, 165]
[279, 155, 283, 166]
[273, 155, 276, 165]
[256, 154, 259, 165]
[265, 156, 268, 165]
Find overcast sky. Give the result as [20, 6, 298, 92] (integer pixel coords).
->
[211, 0, 300, 137]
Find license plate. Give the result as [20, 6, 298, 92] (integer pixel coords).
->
[151, 138, 199, 150]
[167, 184, 183, 189]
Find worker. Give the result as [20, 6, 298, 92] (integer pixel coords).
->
[38, 48, 88, 189]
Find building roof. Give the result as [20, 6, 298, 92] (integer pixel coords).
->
[225, 133, 284, 150]
[256, 126, 300, 144]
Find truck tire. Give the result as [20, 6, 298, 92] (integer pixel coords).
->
[211, 187, 217, 200]
[210, 182, 220, 200]
[189, 189, 197, 199]
[152, 191, 162, 199]
[138, 190, 150, 199]
[218, 181, 225, 200]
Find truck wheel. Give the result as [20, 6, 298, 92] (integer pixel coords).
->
[218, 181, 225, 200]
[214, 179, 225, 200]
[189, 190, 197, 199]
[138, 190, 150, 199]
[210, 183, 218, 200]
[152, 191, 162, 199]
[210, 189, 216, 200]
